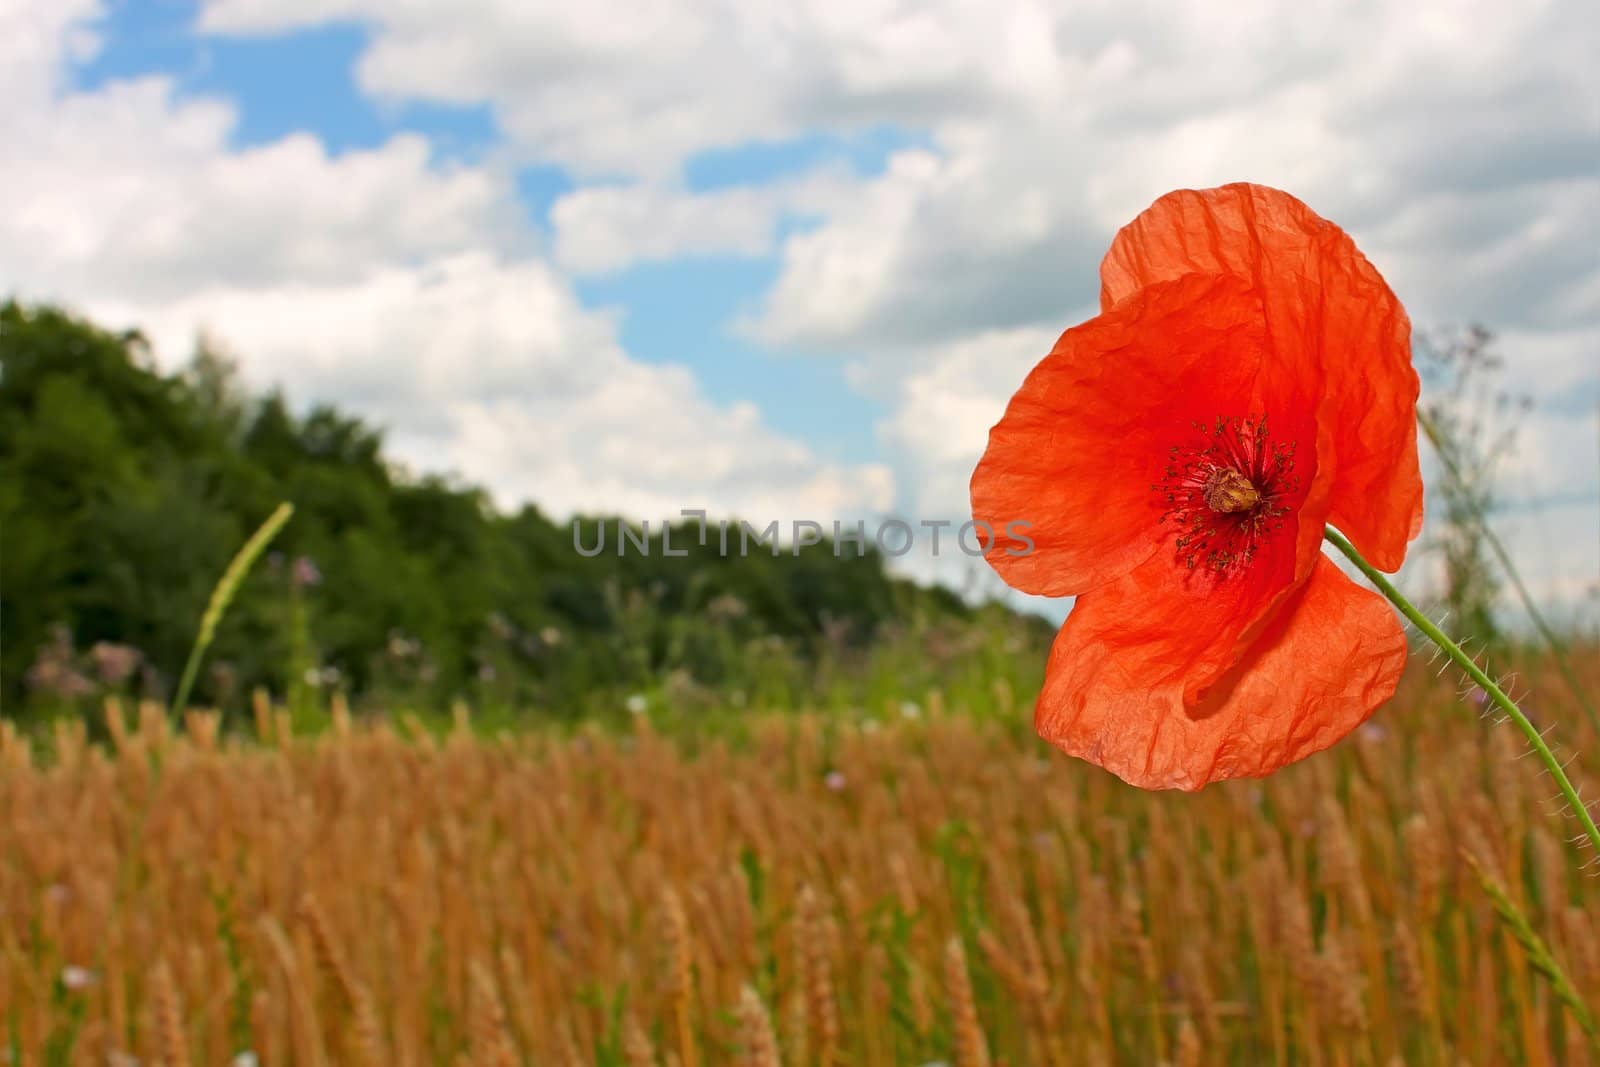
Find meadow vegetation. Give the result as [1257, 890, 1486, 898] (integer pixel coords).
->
[3, 656, 1599, 1065]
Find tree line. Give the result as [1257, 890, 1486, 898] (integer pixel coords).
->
[1, 300, 1017, 718]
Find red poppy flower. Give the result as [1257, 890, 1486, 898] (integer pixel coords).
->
[971, 183, 1422, 790]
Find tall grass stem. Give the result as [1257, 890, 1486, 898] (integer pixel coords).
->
[170, 502, 294, 717]
[1418, 409, 1600, 737]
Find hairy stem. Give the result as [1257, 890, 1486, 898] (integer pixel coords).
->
[1324, 524, 1600, 860]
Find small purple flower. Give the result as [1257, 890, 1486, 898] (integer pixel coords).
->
[89, 642, 142, 687]
[25, 630, 95, 700]
[824, 770, 847, 792]
[291, 556, 321, 588]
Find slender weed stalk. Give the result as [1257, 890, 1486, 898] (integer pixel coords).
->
[1418, 409, 1600, 738]
[170, 502, 293, 716]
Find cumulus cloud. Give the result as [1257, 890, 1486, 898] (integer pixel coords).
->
[4, 86, 518, 304]
[13, 0, 1598, 613]
[108, 255, 893, 520]
[724, 0, 1596, 417]
[549, 168, 855, 275]
[3, 1, 892, 526]
[196, 0, 1032, 177]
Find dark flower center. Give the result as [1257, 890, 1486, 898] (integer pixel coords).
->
[1153, 415, 1297, 574]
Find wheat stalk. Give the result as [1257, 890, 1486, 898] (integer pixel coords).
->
[944, 937, 990, 1067]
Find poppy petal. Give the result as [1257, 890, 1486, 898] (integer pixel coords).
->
[1099, 183, 1423, 572]
[1034, 553, 1409, 790]
[970, 272, 1272, 597]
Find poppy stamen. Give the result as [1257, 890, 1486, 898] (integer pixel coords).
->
[1153, 415, 1297, 575]
[1203, 468, 1261, 514]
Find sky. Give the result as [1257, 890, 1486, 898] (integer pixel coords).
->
[3, 0, 1597, 622]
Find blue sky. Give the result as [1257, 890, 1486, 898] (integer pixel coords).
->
[69, 0, 908, 464]
[75, 2, 494, 156]
[6, 0, 1596, 614]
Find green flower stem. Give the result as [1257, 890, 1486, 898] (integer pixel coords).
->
[1324, 524, 1600, 861]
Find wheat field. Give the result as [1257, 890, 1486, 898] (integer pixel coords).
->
[2, 664, 1598, 1066]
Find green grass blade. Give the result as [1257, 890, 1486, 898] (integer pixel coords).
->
[1462, 851, 1595, 1038]
[170, 502, 294, 716]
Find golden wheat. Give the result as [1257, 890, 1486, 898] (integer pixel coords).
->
[1, 660, 1597, 1064]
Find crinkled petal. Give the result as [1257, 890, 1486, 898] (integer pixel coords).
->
[1034, 553, 1408, 790]
[970, 273, 1272, 597]
[1100, 183, 1422, 571]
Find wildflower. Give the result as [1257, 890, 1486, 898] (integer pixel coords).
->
[824, 770, 847, 791]
[24, 626, 95, 700]
[290, 555, 321, 588]
[59, 965, 96, 990]
[625, 693, 648, 716]
[971, 183, 1421, 790]
[89, 642, 142, 687]
[899, 701, 923, 720]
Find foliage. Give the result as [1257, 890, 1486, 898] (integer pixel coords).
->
[1, 301, 1033, 719]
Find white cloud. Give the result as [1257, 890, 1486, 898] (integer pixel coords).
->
[3, 80, 519, 304]
[549, 168, 854, 275]
[870, 326, 1060, 519]
[0, 0, 102, 105]
[195, 0, 1034, 178]
[3, 4, 892, 527]
[101, 255, 893, 521]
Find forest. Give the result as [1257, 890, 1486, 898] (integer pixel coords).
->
[0, 300, 1034, 721]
